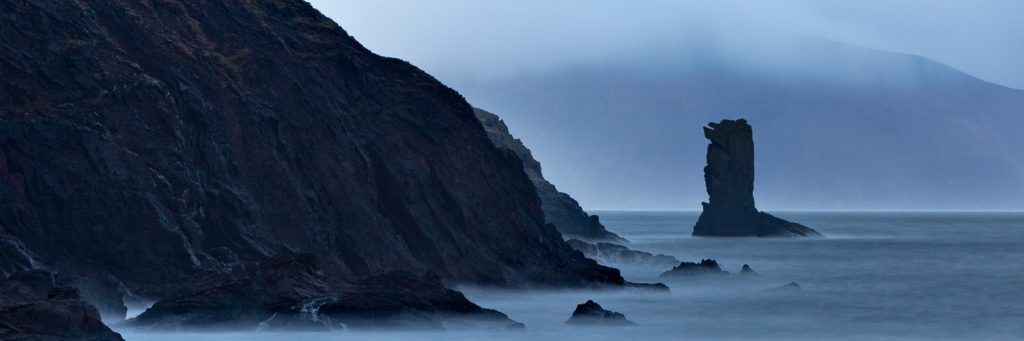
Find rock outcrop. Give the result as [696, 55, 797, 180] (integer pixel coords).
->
[739, 264, 757, 275]
[0, 0, 630, 329]
[692, 119, 820, 237]
[0, 270, 124, 341]
[129, 254, 522, 330]
[475, 108, 626, 242]
[660, 259, 729, 277]
[565, 300, 634, 326]
[566, 239, 679, 267]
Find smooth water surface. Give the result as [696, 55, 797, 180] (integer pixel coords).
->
[120, 211, 1024, 340]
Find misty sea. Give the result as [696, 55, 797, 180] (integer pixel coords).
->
[119, 211, 1024, 340]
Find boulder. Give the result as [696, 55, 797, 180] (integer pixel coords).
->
[565, 300, 634, 326]
[739, 264, 758, 275]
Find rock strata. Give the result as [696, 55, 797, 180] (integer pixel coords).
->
[566, 239, 679, 267]
[0, 270, 124, 341]
[475, 108, 626, 242]
[660, 259, 730, 277]
[692, 119, 821, 237]
[565, 300, 634, 326]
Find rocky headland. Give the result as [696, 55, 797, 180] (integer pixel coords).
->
[475, 108, 626, 242]
[0, 0, 645, 332]
[692, 119, 821, 237]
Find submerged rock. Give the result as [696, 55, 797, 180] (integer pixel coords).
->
[0, 270, 124, 341]
[774, 282, 802, 291]
[692, 119, 821, 237]
[129, 254, 522, 331]
[740, 264, 758, 275]
[566, 239, 679, 267]
[475, 108, 627, 243]
[565, 300, 635, 326]
[660, 259, 730, 277]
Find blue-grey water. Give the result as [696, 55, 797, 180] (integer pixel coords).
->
[119, 211, 1024, 340]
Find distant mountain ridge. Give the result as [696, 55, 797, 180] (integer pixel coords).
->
[448, 39, 1024, 210]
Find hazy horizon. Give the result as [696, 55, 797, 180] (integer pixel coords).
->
[307, 1, 1024, 211]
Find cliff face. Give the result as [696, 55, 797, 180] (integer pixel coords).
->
[0, 0, 622, 322]
[474, 108, 625, 242]
[692, 119, 819, 237]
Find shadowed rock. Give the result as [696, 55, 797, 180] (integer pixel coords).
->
[660, 259, 729, 277]
[565, 300, 634, 326]
[0, 0, 634, 328]
[566, 239, 679, 267]
[740, 264, 757, 275]
[128, 254, 523, 331]
[774, 282, 802, 291]
[692, 119, 821, 237]
[475, 108, 626, 242]
[0, 270, 123, 341]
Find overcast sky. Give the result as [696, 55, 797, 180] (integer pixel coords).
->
[309, 0, 1024, 90]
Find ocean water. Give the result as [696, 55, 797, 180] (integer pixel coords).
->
[119, 211, 1024, 340]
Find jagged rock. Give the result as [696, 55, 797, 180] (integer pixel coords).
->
[566, 239, 679, 267]
[0, 0, 633, 325]
[475, 108, 626, 242]
[129, 254, 522, 331]
[739, 264, 757, 275]
[565, 300, 634, 326]
[0, 270, 124, 341]
[660, 259, 730, 277]
[692, 119, 821, 237]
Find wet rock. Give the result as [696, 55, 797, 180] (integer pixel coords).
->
[660, 259, 730, 277]
[777, 282, 802, 290]
[567, 239, 679, 267]
[565, 300, 634, 326]
[475, 108, 627, 243]
[0, 270, 124, 341]
[692, 119, 821, 237]
[740, 264, 757, 275]
[128, 254, 522, 331]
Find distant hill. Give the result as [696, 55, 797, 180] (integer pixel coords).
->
[448, 40, 1024, 210]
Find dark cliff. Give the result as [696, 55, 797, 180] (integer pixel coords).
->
[474, 108, 625, 242]
[0, 0, 623, 324]
[692, 119, 819, 237]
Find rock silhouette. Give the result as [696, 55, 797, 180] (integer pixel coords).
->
[692, 119, 821, 237]
[565, 300, 634, 326]
[660, 259, 729, 277]
[475, 108, 626, 242]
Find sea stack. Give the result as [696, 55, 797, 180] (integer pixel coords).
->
[692, 119, 820, 237]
